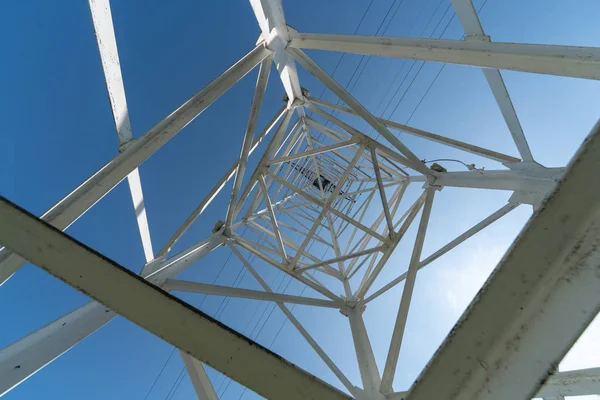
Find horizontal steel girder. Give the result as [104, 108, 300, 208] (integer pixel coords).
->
[0, 197, 351, 400]
[288, 32, 600, 80]
[0, 43, 271, 286]
[406, 120, 600, 399]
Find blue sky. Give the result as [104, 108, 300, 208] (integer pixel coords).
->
[1, 0, 600, 399]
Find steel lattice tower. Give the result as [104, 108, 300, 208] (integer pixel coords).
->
[1, 0, 599, 399]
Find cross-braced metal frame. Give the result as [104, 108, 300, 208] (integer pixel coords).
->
[1, 0, 599, 399]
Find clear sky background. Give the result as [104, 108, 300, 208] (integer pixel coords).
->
[1, 0, 600, 399]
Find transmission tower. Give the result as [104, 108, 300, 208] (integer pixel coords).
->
[1, 0, 599, 399]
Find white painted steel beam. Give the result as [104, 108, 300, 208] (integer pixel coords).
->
[240, 113, 300, 222]
[242, 218, 327, 267]
[249, 0, 305, 113]
[287, 48, 430, 176]
[288, 32, 600, 80]
[341, 189, 380, 262]
[409, 167, 564, 199]
[304, 107, 413, 173]
[356, 191, 427, 299]
[157, 106, 286, 257]
[267, 172, 390, 243]
[419, 203, 519, 269]
[89, 0, 155, 263]
[406, 121, 600, 400]
[266, 140, 356, 166]
[451, 0, 534, 162]
[180, 352, 219, 400]
[225, 55, 272, 228]
[308, 97, 520, 164]
[258, 175, 288, 261]
[0, 196, 351, 400]
[289, 144, 366, 268]
[0, 43, 271, 286]
[125, 170, 154, 262]
[380, 188, 435, 394]
[302, 129, 328, 199]
[296, 247, 384, 273]
[325, 213, 345, 275]
[230, 245, 357, 396]
[232, 236, 342, 300]
[371, 146, 395, 236]
[0, 301, 114, 397]
[233, 110, 294, 218]
[88, 0, 133, 146]
[249, 192, 305, 220]
[163, 279, 342, 308]
[269, 218, 334, 249]
[365, 202, 519, 304]
[0, 233, 224, 396]
[535, 367, 600, 398]
[346, 306, 383, 399]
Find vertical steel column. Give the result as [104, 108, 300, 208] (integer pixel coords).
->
[345, 302, 384, 399]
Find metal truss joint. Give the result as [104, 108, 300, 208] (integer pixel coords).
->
[213, 221, 231, 244]
[289, 97, 305, 110]
[285, 87, 310, 107]
[422, 179, 444, 192]
[340, 299, 366, 317]
[117, 137, 137, 153]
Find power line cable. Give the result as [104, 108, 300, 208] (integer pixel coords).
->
[355, 0, 446, 135]
[228, 3, 495, 398]
[142, 347, 177, 400]
[313, 0, 376, 102]
[152, 2, 463, 396]
[321, 0, 405, 130]
[227, 2, 494, 398]
[405, 0, 490, 125]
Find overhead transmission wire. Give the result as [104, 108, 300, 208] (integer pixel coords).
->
[305, 0, 411, 195]
[142, 225, 248, 399]
[214, 173, 324, 396]
[150, 1, 491, 396]
[218, 5, 441, 398]
[219, 165, 347, 398]
[230, 242, 332, 400]
[331, 0, 423, 126]
[225, 2, 494, 399]
[404, 0, 490, 126]
[231, 2, 495, 398]
[317, 0, 490, 176]
[373, 1, 454, 130]
[323, 0, 448, 141]
[218, 185, 336, 397]
[309, 0, 443, 180]
[307, 0, 437, 192]
[311, 0, 474, 153]
[220, 152, 374, 398]
[362, 0, 448, 132]
[179, 228, 280, 399]
[142, 346, 177, 400]
[167, 229, 279, 399]
[144, 223, 276, 399]
[224, 145, 374, 399]
[317, 0, 406, 131]
[146, 16, 369, 396]
[219, 8, 444, 400]
[364, 0, 491, 142]
[312, 0, 376, 104]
